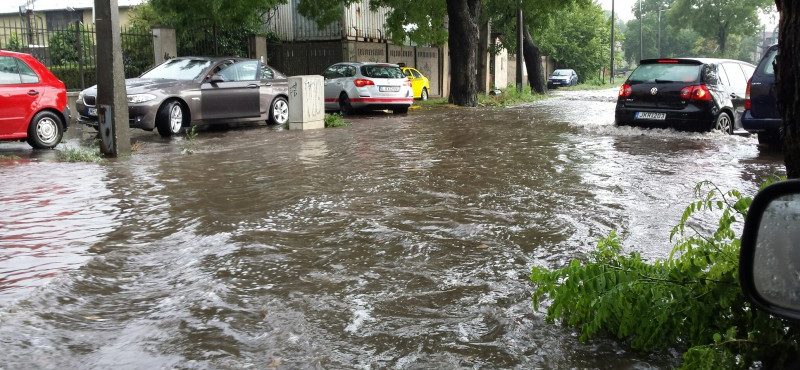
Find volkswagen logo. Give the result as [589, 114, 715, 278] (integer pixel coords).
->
[650, 87, 658, 95]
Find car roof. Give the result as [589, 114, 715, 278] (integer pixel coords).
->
[173, 56, 254, 63]
[0, 49, 34, 57]
[335, 62, 400, 67]
[640, 57, 755, 67]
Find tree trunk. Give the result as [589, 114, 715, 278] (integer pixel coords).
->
[775, 0, 800, 178]
[446, 0, 481, 107]
[523, 26, 547, 94]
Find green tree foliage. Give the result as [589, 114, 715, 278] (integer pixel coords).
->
[623, 15, 700, 62]
[369, 0, 448, 46]
[149, 0, 285, 31]
[668, 0, 774, 55]
[531, 179, 800, 369]
[2, 32, 24, 52]
[48, 23, 94, 66]
[535, 2, 609, 83]
[622, 0, 698, 63]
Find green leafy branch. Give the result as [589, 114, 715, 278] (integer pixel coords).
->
[530, 178, 800, 369]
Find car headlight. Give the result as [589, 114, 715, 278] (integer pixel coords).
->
[127, 94, 157, 104]
[77, 91, 84, 101]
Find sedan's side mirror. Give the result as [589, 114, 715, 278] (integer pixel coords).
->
[740, 179, 800, 320]
[209, 74, 224, 83]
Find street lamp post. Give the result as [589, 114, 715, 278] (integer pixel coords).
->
[639, 0, 642, 62]
[658, 7, 667, 58]
[610, 0, 615, 84]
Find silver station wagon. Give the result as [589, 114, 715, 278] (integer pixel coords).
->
[322, 62, 414, 115]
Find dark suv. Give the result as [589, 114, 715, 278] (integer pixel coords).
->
[615, 58, 755, 134]
[742, 44, 780, 145]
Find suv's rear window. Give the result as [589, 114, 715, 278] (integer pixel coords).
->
[628, 63, 701, 83]
[361, 65, 404, 79]
[760, 49, 777, 76]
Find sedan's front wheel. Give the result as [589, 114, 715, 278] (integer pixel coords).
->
[713, 112, 733, 134]
[269, 96, 289, 125]
[156, 101, 184, 137]
[421, 88, 428, 101]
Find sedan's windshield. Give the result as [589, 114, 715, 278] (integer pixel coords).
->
[552, 70, 570, 76]
[629, 63, 701, 83]
[361, 65, 404, 79]
[140, 59, 213, 80]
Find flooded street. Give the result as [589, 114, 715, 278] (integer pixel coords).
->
[0, 89, 784, 369]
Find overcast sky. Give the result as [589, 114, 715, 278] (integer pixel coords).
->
[597, 0, 636, 21]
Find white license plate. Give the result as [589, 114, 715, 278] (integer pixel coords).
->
[379, 86, 400, 92]
[87, 107, 97, 116]
[635, 112, 666, 120]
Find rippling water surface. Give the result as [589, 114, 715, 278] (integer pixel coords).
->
[0, 89, 784, 369]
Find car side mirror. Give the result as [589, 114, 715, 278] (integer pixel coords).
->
[740, 179, 800, 321]
[209, 74, 224, 83]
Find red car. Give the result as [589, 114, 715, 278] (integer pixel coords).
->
[0, 50, 69, 149]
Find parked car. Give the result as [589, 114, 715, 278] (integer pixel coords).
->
[76, 56, 289, 137]
[615, 58, 755, 134]
[547, 69, 578, 88]
[742, 44, 780, 145]
[322, 62, 413, 115]
[0, 49, 69, 149]
[400, 66, 430, 100]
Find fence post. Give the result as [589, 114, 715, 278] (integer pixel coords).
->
[151, 26, 176, 63]
[75, 21, 85, 89]
[249, 35, 266, 61]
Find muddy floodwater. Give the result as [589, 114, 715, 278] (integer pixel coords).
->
[0, 89, 784, 369]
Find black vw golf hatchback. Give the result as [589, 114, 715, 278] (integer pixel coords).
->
[615, 58, 755, 134]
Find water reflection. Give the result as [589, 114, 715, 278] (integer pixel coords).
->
[0, 90, 785, 368]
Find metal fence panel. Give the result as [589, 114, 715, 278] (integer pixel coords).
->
[267, 41, 343, 76]
[177, 22, 251, 57]
[0, 18, 152, 90]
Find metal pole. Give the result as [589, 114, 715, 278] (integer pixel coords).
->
[658, 9, 662, 58]
[610, 0, 615, 84]
[639, 0, 643, 62]
[516, 4, 523, 93]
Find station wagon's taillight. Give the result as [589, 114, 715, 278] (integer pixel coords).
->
[679, 85, 712, 101]
[354, 79, 375, 87]
[619, 84, 632, 98]
[744, 77, 752, 110]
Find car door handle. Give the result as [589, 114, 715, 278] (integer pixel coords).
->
[27, 90, 39, 96]
[247, 84, 259, 89]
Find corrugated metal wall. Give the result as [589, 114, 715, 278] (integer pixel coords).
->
[268, 0, 342, 41]
[267, 0, 389, 42]
[342, 0, 390, 41]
